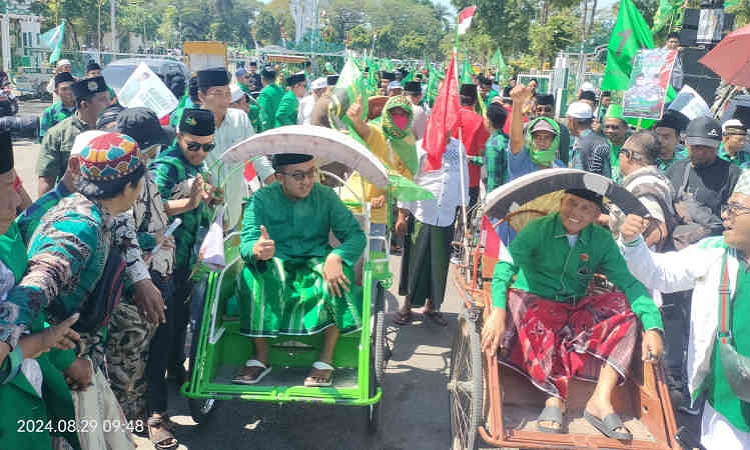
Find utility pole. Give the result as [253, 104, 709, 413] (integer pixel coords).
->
[110, 0, 117, 52]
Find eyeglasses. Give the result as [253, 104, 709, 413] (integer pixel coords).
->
[185, 141, 215, 152]
[279, 167, 318, 182]
[722, 203, 750, 218]
[536, 106, 553, 113]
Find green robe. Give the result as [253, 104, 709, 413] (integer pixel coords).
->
[257, 83, 284, 131]
[238, 182, 366, 337]
[492, 212, 664, 332]
[275, 90, 300, 128]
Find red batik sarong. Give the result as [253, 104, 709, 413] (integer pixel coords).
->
[499, 288, 639, 400]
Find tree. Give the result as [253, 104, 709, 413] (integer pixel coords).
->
[529, 8, 577, 65]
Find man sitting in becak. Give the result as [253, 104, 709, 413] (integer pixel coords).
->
[233, 153, 366, 387]
[481, 188, 665, 440]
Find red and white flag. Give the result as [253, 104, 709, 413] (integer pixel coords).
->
[423, 55, 460, 172]
[457, 6, 477, 35]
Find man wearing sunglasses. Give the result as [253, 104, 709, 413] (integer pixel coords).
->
[619, 170, 750, 449]
[150, 109, 222, 409]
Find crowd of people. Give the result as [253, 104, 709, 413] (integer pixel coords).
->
[0, 44, 748, 449]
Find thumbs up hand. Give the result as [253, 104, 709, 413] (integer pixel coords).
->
[253, 225, 276, 261]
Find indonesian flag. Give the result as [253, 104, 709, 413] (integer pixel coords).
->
[457, 6, 477, 35]
[423, 55, 460, 172]
[480, 216, 501, 258]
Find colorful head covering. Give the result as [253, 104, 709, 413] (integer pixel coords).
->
[525, 117, 561, 167]
[733, 170, 750, 196]
[78, 132, 143, 181]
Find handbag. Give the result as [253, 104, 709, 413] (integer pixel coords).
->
[717, 252, 750, 402]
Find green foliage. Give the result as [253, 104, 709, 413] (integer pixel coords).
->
[529, 8, 577, 65]
[728, 0, 750, 27]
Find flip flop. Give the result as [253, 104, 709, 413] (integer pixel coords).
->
[424, 311, 448, 326]
[232, 359, 272, 385]
[147, 414, 179, 450]
[393, 310, 413, 326]
[536, 405, 564, 434]
[304, 361, 334, 387]
[584, 410, 633, 440]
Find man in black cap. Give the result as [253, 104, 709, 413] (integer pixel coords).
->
[246, 60, 262, 92]
[39, 72, 76, 143]
[197, 67, 273, 230]
[654, 111, 688, 172]
[275, 72, 306, 127]
[37, 76, 111, 196]
[149, 108, 221, 433]
[233, 152, 366, 387]
[257, 65, 284, 131]
[379, 71, 395, 96]
[404, 81, 427, 139]
[453, 83, 490, 208]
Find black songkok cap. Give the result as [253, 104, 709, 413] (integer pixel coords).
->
[565, 188, 604, 208]
[179, 108, 215, 136]
[197, 67, 230, 90]
[261, 65, 277, 79]
[460, 84, 477, 99]
[71, 76, 108, 101]
[536, 94, 555, 106]
[86, 61, 102, 72]
[381, 71, 395, 81]
[272, 153, 314, 170]
[578, 90, 597, 103]
[403, 81, 421, 95]
[326, 75, 339, 86]
[477, 75, 492, 86]
[655, 111, 688, 132]
[286, 72, 306, 87]
[54, 72, 75, 87]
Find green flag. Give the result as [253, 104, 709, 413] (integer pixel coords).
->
[652, 0, 677, 32]
[490, 49, 508, 83]
[40, 20, 66, 64]
[425, 66, 441, 106]
[328, 59, 369, 144]
[461, 59, 475, 84]
[601, 0, 654, 91]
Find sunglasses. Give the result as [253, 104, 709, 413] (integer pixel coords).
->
[536, 106, 553, 113]
[185, 141, 215, 152]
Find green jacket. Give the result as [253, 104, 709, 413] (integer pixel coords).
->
[39, 101, 75, 143]
[257, 83, 284, 131]
[492, 212, 663, 331]
[37, 114, 92, 181]
[275, 90, 299, 128]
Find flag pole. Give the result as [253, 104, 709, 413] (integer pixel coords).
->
[453, 45, 471, 274]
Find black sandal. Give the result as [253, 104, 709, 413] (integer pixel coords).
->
[393, 310, 413, 326]
[148, 414, 178, 450]
[424, 311, 448, 326]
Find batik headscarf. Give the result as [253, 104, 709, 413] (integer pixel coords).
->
[524, 116, 561, 167]
[380, 95, 418, 176]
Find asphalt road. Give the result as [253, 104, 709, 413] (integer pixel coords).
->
[13, 98, 463, 450]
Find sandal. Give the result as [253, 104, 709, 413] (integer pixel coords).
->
[393, 310, 413, 326]
[536, 405, 564, 434]
[304, 361, 334, 387]
[147, 414, 178, 450]
[584, 410, 633, 440]
[232, 359, 272, 385]
[424, 311, 448, 327]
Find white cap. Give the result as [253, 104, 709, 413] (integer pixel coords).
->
[580, 81, 595, 93]
[722, 119, 746, 134]
[56, 59, 71, 68]
[230, 84, 245, 103]
[71, 131, 108, 157]
[311, 77, 327, 90]
[567, 101, 594, 119]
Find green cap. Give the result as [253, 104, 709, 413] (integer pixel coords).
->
[604, 104, 624, 121]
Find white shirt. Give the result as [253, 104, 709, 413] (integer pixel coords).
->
[298, 94, 317, 125]
[205, 108, 274, 229]
[411, 103, 428, 140]
[397, 138, 469, 227]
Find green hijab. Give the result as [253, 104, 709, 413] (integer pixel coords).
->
[525, 117, 561, 167]
[380, 96, 418, 176]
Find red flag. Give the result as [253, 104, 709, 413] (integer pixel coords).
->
[481, 216, 501, 258]
[423, 56, 460, 172]
[243, 161, 257, 183]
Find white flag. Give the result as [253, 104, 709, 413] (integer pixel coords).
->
[667, 84, 710, 121]
[117, 63, 178, 119]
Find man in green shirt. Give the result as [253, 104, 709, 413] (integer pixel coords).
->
[39, 72, 76, 143]
[654, 111, 688, 173]
[36, 76, 111, 196]
[602, 105, 630, 184]
[233, 153, 366, 387]
[257, 65, 284, 131]
[482, 188, 664, 439]
[275, 72, 306, 127]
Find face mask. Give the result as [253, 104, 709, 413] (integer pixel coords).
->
[391, 113, 409, 131]
[530, 148, 557, 166]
